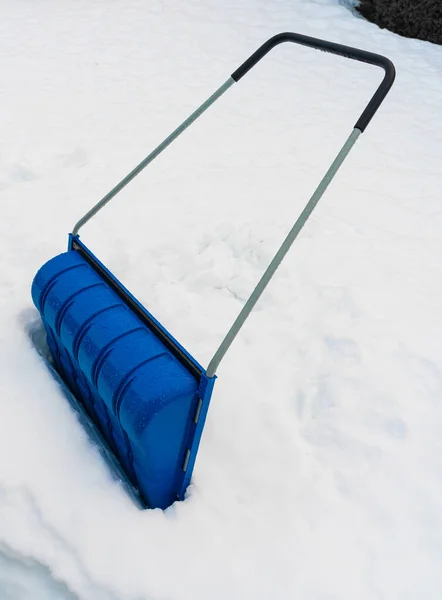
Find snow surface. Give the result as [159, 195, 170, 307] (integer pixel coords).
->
[1, 0, 442, 598]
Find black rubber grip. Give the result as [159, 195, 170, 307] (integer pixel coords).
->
[231, 32, 395, 132]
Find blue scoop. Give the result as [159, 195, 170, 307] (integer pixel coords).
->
[31, 237, 215, 509]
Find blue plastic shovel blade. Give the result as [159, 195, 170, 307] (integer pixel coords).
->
[31, 239, 215, 509]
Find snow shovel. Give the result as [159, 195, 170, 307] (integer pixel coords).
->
[31, 32, 395, 509]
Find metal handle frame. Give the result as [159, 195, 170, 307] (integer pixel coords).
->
[71, 32, 395, 377]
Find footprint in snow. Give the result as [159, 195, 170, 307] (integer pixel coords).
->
[6, 163, 38, 184]
[59, 147, 88, 168]
[386, 417, 408, 440]
[324, 335, 361, 364]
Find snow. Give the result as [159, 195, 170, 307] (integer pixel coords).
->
[1, 0, 442, 598]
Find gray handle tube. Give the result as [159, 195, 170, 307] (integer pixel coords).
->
[71, 78, 234, 236]
[206, 128, 360, 377]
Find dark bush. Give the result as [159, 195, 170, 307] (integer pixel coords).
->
[358, 0, 442, 45]
[358, 0, 375, 22]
